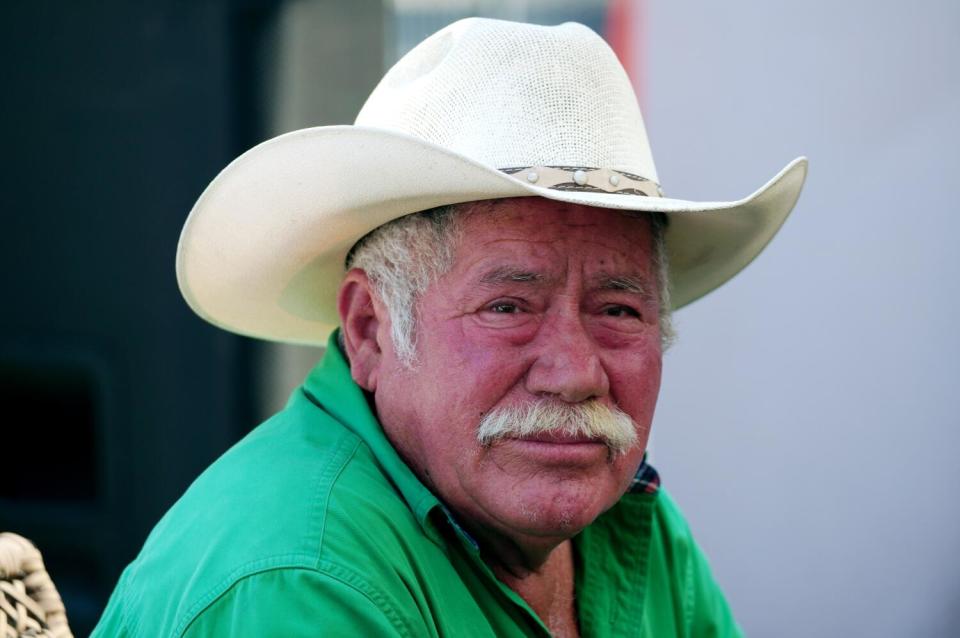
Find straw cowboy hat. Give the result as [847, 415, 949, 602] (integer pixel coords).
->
[176, 17, 807, 345]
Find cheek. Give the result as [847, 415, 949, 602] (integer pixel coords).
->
[421, 319, 532, 408]
[607, 347, 662, 422]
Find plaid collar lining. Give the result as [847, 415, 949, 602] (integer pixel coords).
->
[628, 453, 661, 495]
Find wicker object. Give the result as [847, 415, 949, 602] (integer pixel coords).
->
[0, 533, 72, 638]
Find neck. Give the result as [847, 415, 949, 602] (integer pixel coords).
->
[467, 524, 581, 637]
[496, 540, 580, 637]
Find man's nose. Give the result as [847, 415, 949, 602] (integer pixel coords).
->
[524, 310, 609, 403]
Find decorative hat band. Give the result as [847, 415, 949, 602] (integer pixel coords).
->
[500, 166, 663, 197]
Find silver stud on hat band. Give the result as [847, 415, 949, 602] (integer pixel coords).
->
[499, 166, 663, 197]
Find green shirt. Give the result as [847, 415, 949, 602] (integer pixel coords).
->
[93, 333, 741, 637]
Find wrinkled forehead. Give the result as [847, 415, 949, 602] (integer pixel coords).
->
[456, 196, 657, 226]
[453, 196, 658, 253]
[446, 197, 660, 279]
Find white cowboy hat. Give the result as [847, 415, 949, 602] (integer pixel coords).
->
[176, 17, 807, 345]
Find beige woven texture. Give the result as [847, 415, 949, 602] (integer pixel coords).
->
[356, 18, 658, 183]
[0, 533, 72, 638]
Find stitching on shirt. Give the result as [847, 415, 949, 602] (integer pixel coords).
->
[312, 434, 362, 567]
[175, 565, 413, 638]
[173, 554, 318, 637]
[612, 495, 654, 629]
[315, 559, 417, 638]
[683, 546, 696, 631]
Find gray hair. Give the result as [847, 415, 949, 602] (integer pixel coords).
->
[345, 203, 675, 366]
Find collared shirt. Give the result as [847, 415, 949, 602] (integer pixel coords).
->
[93, 332, 741, 637]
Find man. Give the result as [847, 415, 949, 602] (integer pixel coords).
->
[94, 18, 805, 637]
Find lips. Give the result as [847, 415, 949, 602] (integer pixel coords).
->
[503, 431, 610, 466]
[515, 430, 603, 445]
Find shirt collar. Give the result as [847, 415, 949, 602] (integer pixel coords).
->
[301, 331, 444, 541]
[629, 455, 661, 495]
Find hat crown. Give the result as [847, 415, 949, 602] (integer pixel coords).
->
[355, 18, 658, 183]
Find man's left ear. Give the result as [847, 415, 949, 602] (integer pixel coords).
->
[337, 269, 385, 391]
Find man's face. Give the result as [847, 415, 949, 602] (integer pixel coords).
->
[372, 198, 663, 543]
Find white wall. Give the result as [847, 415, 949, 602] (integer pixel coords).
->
[643, 2, 960, 636]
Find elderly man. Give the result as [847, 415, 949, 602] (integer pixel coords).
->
[94, 18, 805, 638]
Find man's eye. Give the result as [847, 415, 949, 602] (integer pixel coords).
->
[475, 299, 535, 329]
[489, 302, 519, 314]
[603, 305, 641, 319]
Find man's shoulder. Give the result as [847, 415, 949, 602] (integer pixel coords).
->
[94, 388, 424, 637]
[645, 487, 743, 637]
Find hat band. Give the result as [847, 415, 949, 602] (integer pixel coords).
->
[500, 165, 663, 197]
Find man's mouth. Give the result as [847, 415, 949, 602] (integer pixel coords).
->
[514, 430, 604, 445]
[502, 432, 611, 465]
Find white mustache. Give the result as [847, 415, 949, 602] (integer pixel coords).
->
[476, 400, 639, 456]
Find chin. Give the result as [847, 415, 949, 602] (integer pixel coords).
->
[508, 482, 616, 538]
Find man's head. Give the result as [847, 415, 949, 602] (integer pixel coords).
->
[175, 18, 805, 355]
[338, 197, 664, 543]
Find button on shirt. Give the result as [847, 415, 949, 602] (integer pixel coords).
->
[93, 332, 741, 637]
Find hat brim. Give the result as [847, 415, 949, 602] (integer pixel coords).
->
[176, 125, 807, 345]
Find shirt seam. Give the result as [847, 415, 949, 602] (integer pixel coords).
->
[683, 552, 696, 633]
[312, 434, 362, 568]
[315, 559, 416, 637]
[171, 553, 319, 637]
[175, 563, 414, 638]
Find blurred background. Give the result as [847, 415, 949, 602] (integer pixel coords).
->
[1, 0, 956, 635]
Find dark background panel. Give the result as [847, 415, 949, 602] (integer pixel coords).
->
[0, 1, 278, 633]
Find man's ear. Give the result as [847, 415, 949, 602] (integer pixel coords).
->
[337, 269, 387, 391]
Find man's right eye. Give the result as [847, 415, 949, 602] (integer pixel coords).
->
[474, 299, 536, 331]
[489, 302, 519, 313]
